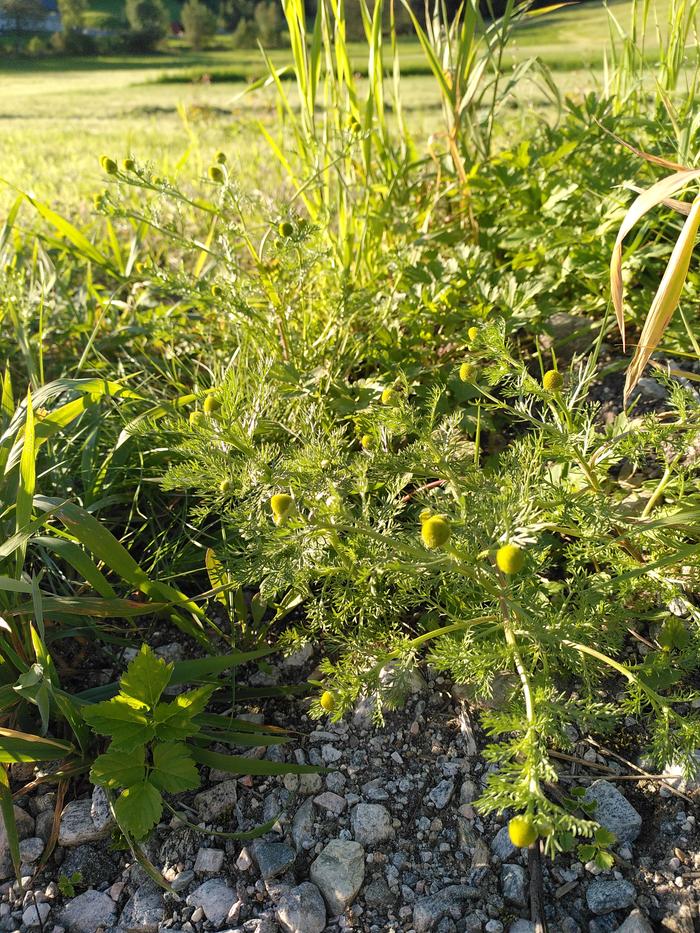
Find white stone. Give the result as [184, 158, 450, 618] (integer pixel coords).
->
[186, 879, 237, 926]
[58, 800, 111, 847]
[194, 847, 225, 874]
[276, 881, 326, 933]
[350, 804, 393, 847]
[22, 902, 50, 928]
[61, 889, 117, 933]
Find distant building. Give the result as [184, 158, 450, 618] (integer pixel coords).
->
[0, 0, 61, 33]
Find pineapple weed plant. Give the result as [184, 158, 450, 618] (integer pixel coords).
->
[166, 311, 700, 860]
[99, 131, 700, 863]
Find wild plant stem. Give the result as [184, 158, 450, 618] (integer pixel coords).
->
[641, 458, 678, 518]
[499, 585, 540, 796]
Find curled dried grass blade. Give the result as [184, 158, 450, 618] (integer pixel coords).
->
[624, 194, 700, 402]
[626, 185, 692, 215]
[594, 122, 691, 172]
[610, 169, 700, 349]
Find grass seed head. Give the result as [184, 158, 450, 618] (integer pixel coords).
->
[421, 515, 451, 549]
[496, 543, 525, 575]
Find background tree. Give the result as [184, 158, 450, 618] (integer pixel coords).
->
[57, 0, 85, 32]
[253, 0, 282, 46]
[125, 0, 169, 50]
[181, 0, 217, 49]
[0, 0, 47, 50]
[218, 0, 252, 30]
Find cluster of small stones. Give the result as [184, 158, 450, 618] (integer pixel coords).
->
[1, 655, 699, 933]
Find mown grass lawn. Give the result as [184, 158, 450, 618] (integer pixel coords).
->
[3, 0, 691, 212]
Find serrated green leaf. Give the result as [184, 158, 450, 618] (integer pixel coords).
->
[578, 844, 595, 861]
[174, 685, 216, 718]
[594, 850, 615, 870]
[121, 646, 173, 710]
[91, 745, 146, 790]
[593, 827, 617, 846]
[82, 696, 154, 752]
[114, 782, 162, 839]
[153, 685, 215, 741]
[152, 703, 195, 742]
[149, 743, 199, 793]
[558, 831, 576, 852]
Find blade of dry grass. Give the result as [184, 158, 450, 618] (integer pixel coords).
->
[610, 168, 700, 348]
[624, 194, 700, 401]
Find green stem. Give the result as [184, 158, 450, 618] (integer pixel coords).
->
[563, 639, 667, 710]
[641, 458, 678, 519]
[498, 582, 539, 796]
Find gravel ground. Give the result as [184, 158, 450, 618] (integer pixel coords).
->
[2, 646, 699, 933]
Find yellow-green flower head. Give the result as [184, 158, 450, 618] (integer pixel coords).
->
[189, 410, 205, 427]
[211, 284, 223, 298]
[320, 691, 335, 712]
[381, 387, 398, 406]
[203, 395, 221, 415]
[508, 815, 537, 848]
[100, 156, 118, 175]
[360, 434, 373, 450]
[122, 158, 136, 172]
[215, 150, 227, 164]
[208, 165, 225, 183]
[350, 117, 361, 133]
[219, 478, 232, 494]
[421, 515, 451, 549]
[419, 508, 432, 524]
[278, 221, 295, 238]
[467, 325, 480, 343]
[496, 543, 525, 575]
[270, 493, 295, 526]
[542, 369, 563, 392]
[459, 362, 476, 383]
[93, 191, 107, 211]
